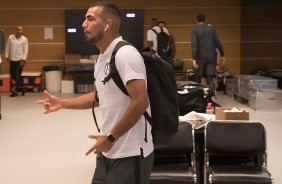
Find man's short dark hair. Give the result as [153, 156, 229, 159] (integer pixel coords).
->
[90, 2, 121, 20]
[197, 13, 205, 22]
[151, 18, 158, 27]
[151, 18, 158, 22]
[158, 20, 167, 26]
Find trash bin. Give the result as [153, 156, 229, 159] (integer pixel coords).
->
[42, 66, 62, 92]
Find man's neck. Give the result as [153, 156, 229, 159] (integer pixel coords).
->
[97, 35, 119, 54]
[15, 34, 22, 39]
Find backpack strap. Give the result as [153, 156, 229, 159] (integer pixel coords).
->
[102, 41, 154, 142]
[92, 100, 100, 133]
[102, 41, 131, 95]
[152, 27, 165, 34]
[93, 42, 129, 132]
[151, 28, 158, 35]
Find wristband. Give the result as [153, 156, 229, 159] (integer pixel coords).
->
[106, 133, 117, 143]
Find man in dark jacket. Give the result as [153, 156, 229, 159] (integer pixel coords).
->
[191, 13, 225, 101]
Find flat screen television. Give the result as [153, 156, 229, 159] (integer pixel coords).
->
[65, 9, 144, 55]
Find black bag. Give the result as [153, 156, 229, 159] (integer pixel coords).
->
[178, 85, 207, 116]
[101, 41, 179, 147]
[271, 69, 282, 89]
[152, 27, 172, 62]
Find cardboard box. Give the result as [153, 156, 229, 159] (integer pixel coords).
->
[61, 80, 74, 93]
[215, 107, 249, 120]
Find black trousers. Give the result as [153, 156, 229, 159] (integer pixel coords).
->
[10, 60, 24, 91]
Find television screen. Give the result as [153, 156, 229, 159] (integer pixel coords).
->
[65, 9, 144, 55]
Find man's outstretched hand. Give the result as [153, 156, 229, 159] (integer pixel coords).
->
[36, 90, 62, 114]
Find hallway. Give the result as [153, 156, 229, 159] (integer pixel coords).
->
[0, 92, 281, 183]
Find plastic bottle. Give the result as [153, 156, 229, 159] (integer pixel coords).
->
[206, 102, 214, 114]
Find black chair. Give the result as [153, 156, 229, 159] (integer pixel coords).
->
[172, 59, 184, 70]
[204, 121, 274, 184]
[150, 121, 197, 184]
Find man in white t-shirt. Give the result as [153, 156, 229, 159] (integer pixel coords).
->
[158, 20, 176, 62]
[147, 19, 170, 61]
[146, 18, 158, 50]
[5, 26, 29, 97]
[36, 2, 154, 184]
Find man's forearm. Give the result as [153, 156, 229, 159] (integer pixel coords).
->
[60, 92, 95, 109]
[147, 41, 153, 48]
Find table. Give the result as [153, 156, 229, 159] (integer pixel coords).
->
[60, 62, 94, 73]
[59, 63, 95, 93]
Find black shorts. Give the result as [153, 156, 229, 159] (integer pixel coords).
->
[92, 151, 154, 184]
[195, 58, 216, 77]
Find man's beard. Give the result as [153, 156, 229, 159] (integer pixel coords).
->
[85, 32, 103, 44]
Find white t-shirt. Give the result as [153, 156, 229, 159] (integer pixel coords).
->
[94, 37, 154, 159]
[147, 26, 170, 53]
[5, 35, 28, 61]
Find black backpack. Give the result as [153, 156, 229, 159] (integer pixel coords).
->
[152, 27, 172, 62]
[94, 41, 179, 147]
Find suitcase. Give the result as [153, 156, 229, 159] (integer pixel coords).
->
[241, 76, 277, 99]
[233, 75, 249, 98]
[248, 86, 282, 111]
[225, 77, 235, 97]
[233, 75, 268, 103]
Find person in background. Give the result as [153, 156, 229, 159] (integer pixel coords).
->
[213, 48, 226, 91]
[146, 17, 158, 49]
[0, 26, 5, 72]
[146, 17, 171, 62]
[36, 2, 154, 184]
[158, 20, 176, 63]
[191, 13, 225, 101]
[5, 26, 29, 97]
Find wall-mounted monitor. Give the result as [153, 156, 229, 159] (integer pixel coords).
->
[65, 9, 144, 55]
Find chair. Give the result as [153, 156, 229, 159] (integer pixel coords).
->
[172, 59, 184, 70]
[204, 121, 274, 184]
[150, 121, 197, 184]
[173, 59, 187, 81]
